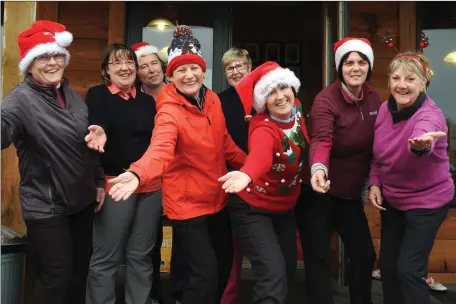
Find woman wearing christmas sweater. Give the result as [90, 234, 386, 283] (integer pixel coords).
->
[219, 61, 310, 304]
[368, 52, 454, 304]
[299, 37, 381, 304]
[107, 26, 246, 304]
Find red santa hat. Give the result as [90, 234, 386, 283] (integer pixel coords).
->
[235, 61, 301, 119]
[131, 42, 159, 59]
[17, 20, 73, 74]
[334, 37, 374, 70]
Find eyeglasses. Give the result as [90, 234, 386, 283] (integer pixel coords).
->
[35, 54, 66, 64]
[225, 63, 247, 75]
[108, 60, 136, 69]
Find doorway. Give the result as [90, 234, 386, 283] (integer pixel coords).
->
[231, 2, 323, 115]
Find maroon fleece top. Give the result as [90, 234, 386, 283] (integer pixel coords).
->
[309, 80, 382, 199]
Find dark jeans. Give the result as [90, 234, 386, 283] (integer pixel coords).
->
[295, 185, 376, 304]
[229, 195, 297, 304]
[170, 207, 233, 304]
[151, 216, 163, 302]
[170, 225, 188, 302]
[380, 201, 450, 304]
[25, 203, 95, 304]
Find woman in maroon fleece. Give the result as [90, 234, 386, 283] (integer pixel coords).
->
[295, 37, 382, 304]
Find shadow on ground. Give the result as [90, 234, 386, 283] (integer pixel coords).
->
[115, 267, 456, 304]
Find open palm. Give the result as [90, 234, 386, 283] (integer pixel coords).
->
[85, 125, 107, 153]
[108, 172, 139, 201]
[408, 131, 447, 150]
[218, 171, 252, 193]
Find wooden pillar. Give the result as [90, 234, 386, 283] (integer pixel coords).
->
[108, 2, 125, 44]
[398, 2, 417, 52]
[1, 2, 36, 234]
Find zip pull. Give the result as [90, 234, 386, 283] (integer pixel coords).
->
[359, 105, 364, 120]
[207, 116, 212, 125]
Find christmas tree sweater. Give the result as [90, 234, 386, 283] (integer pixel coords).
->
[240, 104, 310, 212]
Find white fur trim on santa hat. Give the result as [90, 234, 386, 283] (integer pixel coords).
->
[54, 31, 73, 47]
[253, 68, 301, 113]
[19, 42, 70, 74]
[335, 39, 374, 70]
[135, 45, 159, 59]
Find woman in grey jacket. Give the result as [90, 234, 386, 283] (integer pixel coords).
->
[1, 20, 105, 304]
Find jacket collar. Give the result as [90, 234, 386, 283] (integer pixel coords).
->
[24, 74, 68, 106]
[176, 85, 207, 112]
[337, 80, 373, 105]
[388, 92, 426, 124]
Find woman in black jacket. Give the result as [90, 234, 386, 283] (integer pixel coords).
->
[1, 21, 104, 304]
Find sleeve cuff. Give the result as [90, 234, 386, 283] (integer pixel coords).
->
[368, 176, 381, 188]
[311, 163, 328, 178]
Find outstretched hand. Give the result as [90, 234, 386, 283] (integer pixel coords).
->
[408, 131, 447, 151]
[218, 171, 252, 193]
[108, 172, 139, 201]
[85, 125, 107, 153]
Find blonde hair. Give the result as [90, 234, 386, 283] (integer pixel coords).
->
[221, 47, 252, 70]
[388, 51, 433, 89]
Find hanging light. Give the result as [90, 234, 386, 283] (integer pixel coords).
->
[444, 51, 456, 63]
[147, 18, 174, 31]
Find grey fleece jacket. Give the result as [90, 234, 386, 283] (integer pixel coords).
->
[1, 75, 104, 220]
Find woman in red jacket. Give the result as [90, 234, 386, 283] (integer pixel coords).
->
[296, 37, 382, 304]
[107, 26, 246, 304]
[219, 61, 310, 304]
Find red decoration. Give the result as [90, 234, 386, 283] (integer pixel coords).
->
[388, 42, 394, 48]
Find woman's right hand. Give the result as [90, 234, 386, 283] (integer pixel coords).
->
[108, 172, 139, 201]
[218, 171, 252, 193]
[368, 185, 385, 211]
[311, 169, 330, 193]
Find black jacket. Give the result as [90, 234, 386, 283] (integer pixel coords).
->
[1, 75, 104, 220]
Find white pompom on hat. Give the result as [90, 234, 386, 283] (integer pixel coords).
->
[17, 20, 73, 74]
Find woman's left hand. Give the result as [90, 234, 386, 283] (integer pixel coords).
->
[218, 171, 252, 193]
[85, 125, 107, 153]
[408, 131, 446, 151]
[108, 172, 139, 201]
[95, 187, 106, 212]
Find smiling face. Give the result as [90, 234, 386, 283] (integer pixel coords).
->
[389, 66, 425, 110]
[265, 84, 295, 120]
[224, 59, 251, 87]
[137, 53, 164, 87]
[28, 53, 65, 86]
[106, 50, 137, 91]
[170, 63, 204, 98]
[341, 52, 369, 90]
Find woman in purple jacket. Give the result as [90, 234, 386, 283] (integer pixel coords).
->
[368, 51, 454, 304]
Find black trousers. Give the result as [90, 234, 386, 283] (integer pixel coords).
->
[170, 224, 188, 302]
[380, 201, 450, 304]
[229, 195, 297, 304]
[170, 207, 233, 304]
[295, 185, 376, 304]
[25, 203, 95, 304]
[150, 216, 164, 302]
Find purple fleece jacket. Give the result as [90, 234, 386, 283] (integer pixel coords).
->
[369, 96, 454, 210]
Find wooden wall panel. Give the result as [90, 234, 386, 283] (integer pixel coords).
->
[1, 2, 36, 233]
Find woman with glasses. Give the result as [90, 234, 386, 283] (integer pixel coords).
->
[1, 21, 105, 304]
[85, 43, 162, 304]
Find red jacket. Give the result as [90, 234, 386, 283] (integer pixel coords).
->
[239, 102, 310, 212]
[129, 83, 246, 220]
[309, 81, 382, 199]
